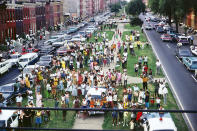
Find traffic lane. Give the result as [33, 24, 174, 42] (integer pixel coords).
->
[0, 67, 20, 86]
[146, 30, 197, 130]
[147, 30, 197, 109]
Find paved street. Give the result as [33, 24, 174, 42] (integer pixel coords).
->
[139, 14, 197, 131]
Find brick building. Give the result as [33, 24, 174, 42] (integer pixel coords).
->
[0, 3, 7, 44]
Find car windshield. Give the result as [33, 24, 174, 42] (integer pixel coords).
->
[0, 86, 13, 92]
[19, 58, 28, 62]
[50, 36, 59, 39]
[192, 61, 197, 65]
[180, 50, 190, 55]
[10, 55, 19, 59]
[40, 56, 50, 61]
[59, 47, 67, 51]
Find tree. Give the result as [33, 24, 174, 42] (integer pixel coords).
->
[126, 0, 146, 16]
[109, 3, 122, 16]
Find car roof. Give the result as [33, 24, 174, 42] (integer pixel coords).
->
[24, 65, 39, 69]
[0, 110, 17, 121]
[147, 113, 177, 131]
[19, 53, 37, 59]
[186, 57, 197, 61]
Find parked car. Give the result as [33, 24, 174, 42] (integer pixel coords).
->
[177, 35, 190, 45]
[89, 18, 95, 22]
[86, 87, 107, 115]
[183, 57, 197, 71]
[18, 65, 39, 86]
[190, 46, 197, 56]
[0, 110, 18, 128]
[56, 46, 74, 56]
[36, 55, 53, 68]
[161, 34, 172, 42]
[67, 27, 78, 34]
[71, 35, 86, 42]
[156, 26, 164, 33]
[144, 24, 153, 30]
[0, 61, 11, 75]
[142, 113, 177, 131]
[79, 31, 88, 38]
[39, 46, 55, 56]
[18, 53, 38, 70]
[163, 25, 171, 31]
[21, 48, 39, 55]
[175, 48, 193, 60]
[8, 53, 22, 67]
[0, 83, 28, 105]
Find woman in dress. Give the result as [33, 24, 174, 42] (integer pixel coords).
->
[36, 92, 42, 107]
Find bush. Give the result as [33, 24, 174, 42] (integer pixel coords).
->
[130, 17, 143, 26]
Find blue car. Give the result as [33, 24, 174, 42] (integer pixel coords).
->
[0, 83, 28, 106]
[183, 57, 197, 71]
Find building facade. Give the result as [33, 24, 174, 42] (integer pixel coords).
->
[0, 3, 7, 44]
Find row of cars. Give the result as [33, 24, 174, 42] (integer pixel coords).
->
[144, 19, 191, 45]
[145, 15, 197, 78]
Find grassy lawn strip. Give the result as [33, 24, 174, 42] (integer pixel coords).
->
[87, 31, 115, 43]
[102, 83, 188, 131]
[120, 25, 164, 77]
[12, 91, 75, 129]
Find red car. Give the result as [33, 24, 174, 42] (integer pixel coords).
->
[56, 46, 74, 56]
[161, 34, 172, 42]
[21, 47, 39, 55]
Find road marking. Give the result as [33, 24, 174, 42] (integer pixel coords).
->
[176, 56, 182, 63]
[166, 44, 171, 49]
[191, 75, 197, 82]
[144, 30, 195, 131]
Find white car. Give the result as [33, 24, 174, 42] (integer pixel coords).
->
[0, 110, 18, 128]
[163, 25, 171, 31]
[190, 46, 197, 56]
[144, 24, 153, 30]
[0, 61, 11, 75]
[143, 113, 177, 131]
[18, 65, 39, 86]
[8, 53, 22, 67]
[71, 35, 86, 42]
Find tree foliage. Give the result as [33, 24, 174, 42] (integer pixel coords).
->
[126, 0, 146, 16]
[109, 3, 121, 14]
[130, 17, 143, 26]
[148, 0, 197, 32]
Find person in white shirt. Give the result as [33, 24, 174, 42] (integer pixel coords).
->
[162, 86, 168, 105]
[16, 93, 23, 107]
[156, 97, 161, 108]
[156, 60, 161, 75]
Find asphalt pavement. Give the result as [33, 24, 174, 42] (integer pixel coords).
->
[139, 14, 197, 131]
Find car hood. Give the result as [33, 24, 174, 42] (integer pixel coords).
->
[2, 93, 12, 99]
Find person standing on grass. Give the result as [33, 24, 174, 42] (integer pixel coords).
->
[118, 101, 123, 125]
[162, 86, 168, 105]
[16, 93, 23, 107]
[73, 97, 80, 118]
[154, 80, 159, 97]
[123, 72, 128, 88]
[144, 55, 148, 66]
[36, 92, 42, 107]
[35, 110, 42, 128]
[141, 74, 148, 90]
[134, 63, 139, 76]
[156, 60, 161, 75]
[112, 104, 118, 126]
[138, 56, 143, 69]
[145, 91, 150, 109]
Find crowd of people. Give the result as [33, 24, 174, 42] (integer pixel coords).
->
[1, 22, 168, 130]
